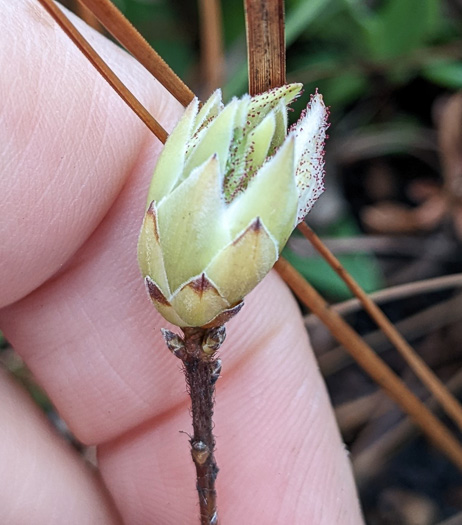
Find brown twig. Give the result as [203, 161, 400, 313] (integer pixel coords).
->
[288, 234, 437, 259]
[183, 333, 220, 525]
[335, 392, 383, 435]
[244, 0, 286, 94]
[78, 0, 194, 106]
[162, 327, 224, 525]
[304, 272, 462, 321]
[37, 0, 168, 142]
[298, 221, 462, 434]
[316, 292, 462, 376]
[198, 0, 225, 96]
[275, 257, 462, 472]
[352, 367, 462, 484]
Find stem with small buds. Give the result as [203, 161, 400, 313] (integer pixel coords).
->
[162, 325, 226, 525]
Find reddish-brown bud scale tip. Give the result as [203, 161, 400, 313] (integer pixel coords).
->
[189, 273, 215, 296]
[202, 301, 245, 329]
[146, 202, 160, 242]
[145, 276, 170, 306]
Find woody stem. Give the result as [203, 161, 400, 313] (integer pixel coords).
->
[182, 327, 222, 525]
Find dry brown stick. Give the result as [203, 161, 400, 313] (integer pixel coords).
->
[298, 221, 462, 433]
[37, 0, 168, 143]
[317, 292, 462, 376]
[77, 0, 194, 107]
[244, 0, 286, 94]
[352, 368, 462, 484]
[198, 0, 225, 96]
[306, 272, 462, 320]
[275, 257, 462, 472]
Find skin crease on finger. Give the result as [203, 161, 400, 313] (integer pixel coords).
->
[0, 1, 364, 524]
[0, 369, 121, 524]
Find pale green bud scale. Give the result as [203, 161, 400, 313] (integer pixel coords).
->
[225, 137, 297, 245]
[157, 155, 229, 292]
[147, 99, 199, 204]
[138, 203, 171, 296]
[204, 218, 278, 306]
[192, 89, 223, 134]
[185, 99, 238, 176]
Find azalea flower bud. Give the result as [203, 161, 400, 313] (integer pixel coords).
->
[138, 84, 328, 327]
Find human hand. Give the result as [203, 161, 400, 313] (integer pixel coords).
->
[0, 2, 363, 523]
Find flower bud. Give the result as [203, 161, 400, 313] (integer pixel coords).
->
[202, 326, 226, 355]
[161, 328, 186, 359]
[138, 84, 328, 327]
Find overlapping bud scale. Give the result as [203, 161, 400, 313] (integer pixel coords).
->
[138, 84, 328, 327]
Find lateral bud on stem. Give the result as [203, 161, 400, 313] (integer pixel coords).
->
[202, 326, 226, 355]
[191, 440, 210, 465]
[161, 328, 186, 359]
[210, 359, 222, 385]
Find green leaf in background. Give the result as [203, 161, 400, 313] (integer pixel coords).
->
[119, 0, 196, 80]
[366, 0, 440, 60]
[220, 0, 245, 45]
[422, 59, 462, 89]
[285, 0, 333, 46]
[314, 70, 368, 109]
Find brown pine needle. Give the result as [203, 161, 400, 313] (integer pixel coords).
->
[73, 1, 103, 32]
[298, 221, 462, 434]
[78, 0, 194, 106]
[36, 0, 168, 143]
[352, 368, 462, 484]
[244, 0, 286, 94]
[275, 257, 462, 472]
[317, 292, 462, 376]
[312, 273, 462, 320]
